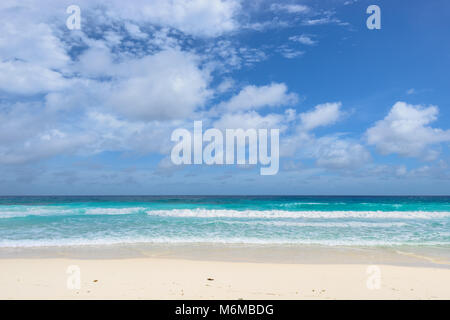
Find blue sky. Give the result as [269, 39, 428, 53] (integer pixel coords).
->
[0, 0, 449, 195]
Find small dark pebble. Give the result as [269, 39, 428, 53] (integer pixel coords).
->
[207, 278, 214, 281]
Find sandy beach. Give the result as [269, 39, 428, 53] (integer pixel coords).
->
[1, 247, 449, 299]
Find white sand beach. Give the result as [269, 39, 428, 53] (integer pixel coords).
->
[1, 256, 449, 299]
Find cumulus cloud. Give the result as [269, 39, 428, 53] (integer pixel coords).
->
[84, 112, 177, 155]
[312, 136, 371, 169]
[0, 16, 69, 70]
[300, 102, 342, 131]
[216, 78, 235, 93]
[0, 7, 70, 95]
[76, 44, 115, 78]
[104, 0, 241, 37]
[281, 132, 371, 170]
[280, 102, 370, 170]
[0, 113, 91, 165]
[219, 83, 298, 112]
[124, 22, 148, 39]
[0, 61, 69, 95]
[109, 49, 211, 120]
[2, 0, 241, 38]
[0, 103, 181, 165]
[0, 1, 233, 166]
[366, 102, 450, 159]
[213, 109, 295, 131]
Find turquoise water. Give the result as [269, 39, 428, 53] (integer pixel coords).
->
[0, 196, 449, 247]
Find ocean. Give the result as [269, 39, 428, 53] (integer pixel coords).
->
[0, 196, 449, 248]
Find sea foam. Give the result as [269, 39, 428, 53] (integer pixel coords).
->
[145, 209, 450, 219]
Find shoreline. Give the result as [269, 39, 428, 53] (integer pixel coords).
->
[1, 243, 449, 268]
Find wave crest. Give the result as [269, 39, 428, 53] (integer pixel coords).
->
[146, 209, 450, 219]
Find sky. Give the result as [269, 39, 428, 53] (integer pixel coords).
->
[0, 0, 449, 195]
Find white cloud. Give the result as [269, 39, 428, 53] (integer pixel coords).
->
[0, 101, 181, 165]
[105, 0, 241, 37]
[0, 61, 69, 95]
[219, 83, 298, 112]
[124, 22, 148, 39]
[313, 136, 371, 169]
[396, 165, 407, 177]
[289, 34, 317, 45]
[204, 40, 268, 71]
[301, 13, 348, 26]
[76, 44, 115, 78]
[0, 103, 46, 146]
[366, 102, 450, 159]
[216, 78, 235, 93]
[85, 112, 176, 155]
[109, 49, 211, 120]
[0, 8, 71, 95]
[0, 108, 91, 165]
[0, 18, 69, 70]
[213, 109, 294, 131]
[300, 102, 342, 131]
[0, 0, 241, 38]
[281, 131, 371, 170]
[277, 46, 304, 59]
[280, 102, 370, 170]
[0, 1, 240, 166]
[270, 4, 310, 14]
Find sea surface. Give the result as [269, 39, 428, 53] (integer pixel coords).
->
[0, 196, 449, 248]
